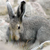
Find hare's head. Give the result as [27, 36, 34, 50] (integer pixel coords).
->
[7, 1, 26, 41]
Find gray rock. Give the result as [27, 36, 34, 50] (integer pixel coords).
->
[31, 41, 50, 50]
[0, 0, 14, 15]
[0, 0, 14, 5]
[42, 45, 50, 50]
[13, 1, 47, 18]
[36, 0, 50, 18]
[23, 2, 47, 18]
[0, 19, 9, 42]
[29, 0, 36, 2]
[17, 0, 25, 5]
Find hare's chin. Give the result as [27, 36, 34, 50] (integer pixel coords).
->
[11, 35, 20, 41]
[15, 35, 20, 41]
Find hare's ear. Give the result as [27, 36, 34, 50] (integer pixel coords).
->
[6, 1, 15, 19]
[17, 1, 26, 18]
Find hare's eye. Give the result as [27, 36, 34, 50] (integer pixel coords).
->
[18, 26, 20, 29]
[17, 24, 20, 29]
[12, 15, 15, 18]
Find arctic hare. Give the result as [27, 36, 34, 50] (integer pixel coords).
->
[7, 1, 50, 44]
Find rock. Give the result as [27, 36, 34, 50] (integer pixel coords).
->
[17, 0, 25, 5]
[14, 0, 47, 18]
[0, 15, 10, 23]
[13, 1, 47, 18]
[5, 15, 10, 23]
[36, 0, 50, 18]
[13, 0, 47, 17]
[31, 41, 50, 50]
[0, 19, 9, 42]
[23, 2, 47, 18]
[0, 0, 14, 5]
[0, 0, 14, 15]
[0, 6, 7, 15]
[29, 0, 36, 2]
[28, 0, 50, 19]
[42, 45, 50, 50]
[13, 6, 18, 14]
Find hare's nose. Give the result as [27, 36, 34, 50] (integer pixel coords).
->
[18, 26, 20, 29]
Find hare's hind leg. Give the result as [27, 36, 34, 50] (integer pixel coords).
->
[37, 26, 50, 44]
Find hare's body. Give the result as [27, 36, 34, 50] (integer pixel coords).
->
[6, 1, 50, 44]
[19, 16, 50, 43]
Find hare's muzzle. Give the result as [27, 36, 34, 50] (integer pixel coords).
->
[15, 35, 20, 41]
[11, 32, 20, 41]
